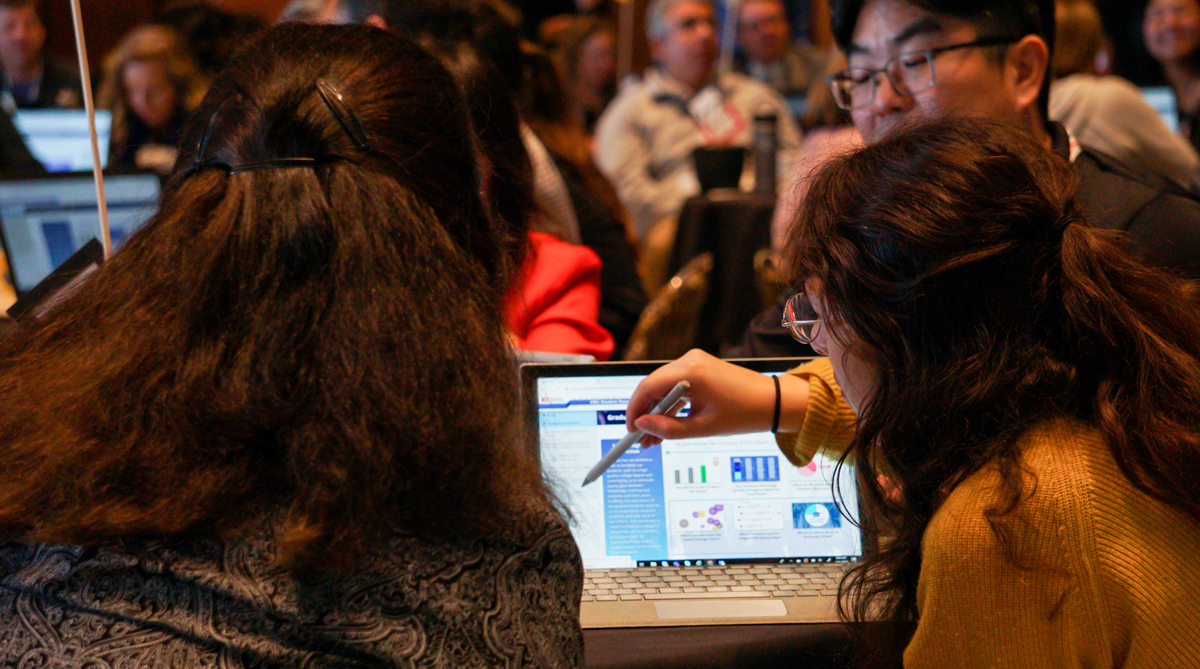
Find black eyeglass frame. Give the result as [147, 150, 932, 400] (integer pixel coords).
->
[826, 36, 1021, 111]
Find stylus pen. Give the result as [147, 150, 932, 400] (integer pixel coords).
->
[581, 380, 690, 487]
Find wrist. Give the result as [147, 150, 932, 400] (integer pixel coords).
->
[774, 373, 809, 433]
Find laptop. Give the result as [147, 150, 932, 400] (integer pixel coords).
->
[0, 171, 159, 295]
[521, 358, 863, 628]
[12, 109, 112, 172]
[1140, 86, 1179, 133]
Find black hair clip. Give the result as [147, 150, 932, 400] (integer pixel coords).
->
[317, 79, 372, 153]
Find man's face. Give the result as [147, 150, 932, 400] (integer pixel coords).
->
[847, 0, 1022, 143]
[738, 0, 791, 65]
[0, 4, 45, 74]
[651, 1, 718, 91]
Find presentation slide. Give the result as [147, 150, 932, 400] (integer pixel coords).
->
[536, 374, 861, 569]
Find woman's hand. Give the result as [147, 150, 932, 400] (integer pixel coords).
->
[625, 349, 810, 446]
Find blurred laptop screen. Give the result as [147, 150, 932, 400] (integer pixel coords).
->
[0, 172, 158, 294]
[13, 109, 112, 172]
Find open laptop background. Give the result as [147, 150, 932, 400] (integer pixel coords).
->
[12, 110, 112, 173]
[0, 171, 159, 295]
[522, 358, 862, 628]
[1140, 85, 1179, 133]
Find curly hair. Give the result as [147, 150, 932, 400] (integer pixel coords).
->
[0, 23, 550, 573]
[784, 116, 1200, 662]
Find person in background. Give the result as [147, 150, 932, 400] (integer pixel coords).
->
[733, 0, 1200, 360]
[1051, 0, 1199, 190]
[1144, 0, 1200, 154]
[732, 0, 839, 117]
[546, 15, 617, 137]
[97, 25, 207, 174]
[276, 0, 349, 23]
[0, 0, 80, 110]
[434, 40, 615, 360]
[155, 1, 266, 78]
[627, 117, 1200, 667]
[522, 44, 646, 356]
[594, 0, 801, 241]
[0, 22, 583, 666]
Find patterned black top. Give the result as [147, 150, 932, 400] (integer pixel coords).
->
[0, 512, 583, 668]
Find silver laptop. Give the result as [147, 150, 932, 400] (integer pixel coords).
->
[0, 171, 159, 294]
[12, 109, 112, 172]
[521, 359, 863, 628]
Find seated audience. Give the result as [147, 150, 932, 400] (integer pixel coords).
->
[0, 0, 80, 110]
[627, 118, 1200, 667]
[1051, 0, 1199, 190]
[435, 41, 615, 360]
[0, 23, 583, 666]
[546, 15, 617, 137]
[1144, 0, 1200, 154]
[522, 45, 646, 357]
[594, 0, 801, 240]
[276, 0, 349, 23]
[98, 25, 207, 173]
[732, 0, 838, 116]
[155, 1, 267, 77]
[734, 0, 1200, 360]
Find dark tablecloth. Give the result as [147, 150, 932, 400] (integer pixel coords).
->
[584, 623, 856, 669]
[668, 191, 776, 354]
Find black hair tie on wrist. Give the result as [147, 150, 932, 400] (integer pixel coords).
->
[771, 374, 781, 434]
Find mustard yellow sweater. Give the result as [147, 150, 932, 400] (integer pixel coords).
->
[776, 358, 1200, 668]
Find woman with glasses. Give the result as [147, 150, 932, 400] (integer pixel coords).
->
[0, 23, 583, 667]
[627, 117, 1200, 666]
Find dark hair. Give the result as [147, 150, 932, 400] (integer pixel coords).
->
[427, 39, 534, 274]
[831, 0, 1054, 123]
[0, 0, 39, 11]
[0, 23, 550, 573]
[156, 2, 267, 75]
[784, 117, 1200, 662]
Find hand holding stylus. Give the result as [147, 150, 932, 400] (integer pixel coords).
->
[581, 381, 689, 487]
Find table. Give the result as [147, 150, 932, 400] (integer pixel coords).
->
[584, 623, 857, 668]
[668, 190, 776, 355]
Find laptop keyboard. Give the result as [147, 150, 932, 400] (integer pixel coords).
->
[582, 563, 846, 602]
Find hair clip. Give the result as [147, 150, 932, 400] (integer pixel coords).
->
[192, 93, 240, 172]
[197, 157, 320, 174]
[317, 79, 372, 153]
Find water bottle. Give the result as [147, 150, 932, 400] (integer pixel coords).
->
[753, 112, 778, 196]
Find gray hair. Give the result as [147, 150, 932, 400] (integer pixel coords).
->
[645, 0, 714, 41]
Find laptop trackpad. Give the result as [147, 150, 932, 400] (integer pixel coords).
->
[655, 599, 788, 619]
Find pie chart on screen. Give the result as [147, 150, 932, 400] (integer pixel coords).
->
[797, 461, 817, 477]
[803, 504, 830, 527]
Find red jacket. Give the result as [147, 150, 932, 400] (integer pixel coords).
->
[505, 232, 615, 361]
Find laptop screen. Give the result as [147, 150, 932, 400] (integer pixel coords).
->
[525, 359, 862, 570]
[0, 172, 160, 294]
[1140, 86, 1179, 133]
[12, 109, 112, 173]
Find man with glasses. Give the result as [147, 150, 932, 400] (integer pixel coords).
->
[730, 0, 1200, 357]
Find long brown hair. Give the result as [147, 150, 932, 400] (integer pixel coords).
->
[97, 24, 208, 157]
[0, 23, 550, 573]
[785, 117, 1200, 661]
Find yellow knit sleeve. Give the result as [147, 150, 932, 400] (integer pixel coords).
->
[773, 358, 857, 467]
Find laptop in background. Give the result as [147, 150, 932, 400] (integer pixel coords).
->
[0, 171, 159, 295]
[12, 109, 112, 173]
[1140, 86, 1179, 133]
[522, 359, 863, 628]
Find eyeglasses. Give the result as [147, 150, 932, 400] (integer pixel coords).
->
[781, 292, 820, 344]
[826, 36, 1019, 111]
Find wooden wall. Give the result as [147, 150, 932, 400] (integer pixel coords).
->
[40, 0, 289, 75]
